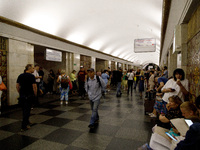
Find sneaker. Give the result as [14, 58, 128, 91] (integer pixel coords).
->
[88, 124, 95, 129]
[150, 114, 157, 118]
[66, 101, 68, 105]
[60, 101, 63, 105]
[148, 113, 153, 116]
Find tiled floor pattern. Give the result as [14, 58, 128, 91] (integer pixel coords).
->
[0, 89, 155, 150]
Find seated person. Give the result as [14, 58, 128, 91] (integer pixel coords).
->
[158, 95, 183, 129]
[150, 68, 189, 118]
[180, 101, 199, 118]
[175, 116, 200, 150]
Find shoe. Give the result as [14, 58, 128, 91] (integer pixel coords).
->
[66, 101, 68, 105]
[148, 113, 153, 116]
[60, 101, 63, 105]
[88, 124, 95, 129]
[21, 126, 30, 132]
[28, 122, 34, 126]
[150, 114, 156, 118]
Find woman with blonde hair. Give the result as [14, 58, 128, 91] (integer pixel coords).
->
[57, 70, 72, 105]
[121, 70, 128, 91]
[180, 101, 199, 118]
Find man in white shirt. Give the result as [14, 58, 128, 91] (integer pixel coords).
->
[32, 64, 42, 106]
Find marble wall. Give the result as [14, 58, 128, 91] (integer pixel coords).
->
[8, 39, 34, 105]
[187, 5, 200, 100]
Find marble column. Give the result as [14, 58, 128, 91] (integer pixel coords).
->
[73, 53, 80, 72]
[8, 39, 34, 105]
[168, 48, 177, 78]
[91, 57, 96, 70]
[181, 24, 188, 74]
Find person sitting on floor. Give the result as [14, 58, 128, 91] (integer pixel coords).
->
[158, 95, 183, 129]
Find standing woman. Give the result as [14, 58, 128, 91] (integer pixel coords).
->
[127, 69, 134, 96]
[121, 70, 128, 91]
[47, 69, 55, 94]
[101, 70, 109, 94]
[139, 70, 145, 98]
[70, 70, 78, 95]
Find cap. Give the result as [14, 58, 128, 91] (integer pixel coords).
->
[80, 66, 83, 68]
[87, 68, 94, 72]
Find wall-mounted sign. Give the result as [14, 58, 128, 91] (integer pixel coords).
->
[134, 38, 156, 53]
[46, 49, 62, 62]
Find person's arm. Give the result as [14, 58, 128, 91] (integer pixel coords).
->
[161, 79, 175, 93]
[32, 83, 37, 96]
[84, 76, 88, 93]
[100, 76, 106, 89]
[159, 114, 170, 123]
[57, 76, 60, 83]
[156, 82, 164, 92]
[176, 80, 189, 96]
[16, 83, 20, 93]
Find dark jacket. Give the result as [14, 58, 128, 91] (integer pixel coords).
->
[175, 122, 200, 150]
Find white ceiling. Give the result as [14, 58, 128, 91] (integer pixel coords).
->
[0, 0, 163, 66]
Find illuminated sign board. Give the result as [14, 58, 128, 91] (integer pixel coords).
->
[46, 49, 62, 62]
[134, 38, 156, 53]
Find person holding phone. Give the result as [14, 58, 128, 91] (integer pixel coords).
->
[174, 117, 200, 150]
[153, 68, 189, 115]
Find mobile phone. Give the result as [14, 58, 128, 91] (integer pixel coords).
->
[165, 132, 177, 141]
[171, 88, 175, 91]
[185, 119, 193, 127]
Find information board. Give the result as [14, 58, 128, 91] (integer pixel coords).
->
[46, 49, 62, 62]
[134, 38, 156, 53]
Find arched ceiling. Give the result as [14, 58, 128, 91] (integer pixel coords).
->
[0, 0, 163, 66]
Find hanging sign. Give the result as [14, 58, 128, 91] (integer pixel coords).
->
[134, 38, 156, 53]
[46, 49, 62, 62]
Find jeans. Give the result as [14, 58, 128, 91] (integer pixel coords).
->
[90, 99, 100, 125]
[60, 87, 69, 101]
[127, 80, 133, 94]
[116, 82, 121, 95]
[19, 96, 34, 129]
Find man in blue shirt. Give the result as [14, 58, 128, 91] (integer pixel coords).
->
[155, 77, 168, 93]
[85, 68, 106, 128]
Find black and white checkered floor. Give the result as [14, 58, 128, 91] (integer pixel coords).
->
[0, 89, 155, 150]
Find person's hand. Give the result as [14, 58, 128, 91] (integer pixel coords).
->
[176, 79, 182, 87]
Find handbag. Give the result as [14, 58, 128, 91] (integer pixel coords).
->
[0, 81, 7, 90]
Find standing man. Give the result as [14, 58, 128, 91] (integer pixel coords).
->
[32, 64, 42, 106]
[85, 68, 106, 129]
[116, 68, 123, 97]
[77, 66, 87, 99]
[16, 64, 37, 131]
[134, 69, 140, 89]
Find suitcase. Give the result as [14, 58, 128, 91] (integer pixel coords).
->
[144, 90, 156, 115]
[144, 98, 155, 115]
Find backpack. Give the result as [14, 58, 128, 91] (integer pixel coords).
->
[61, 75, 70, 89]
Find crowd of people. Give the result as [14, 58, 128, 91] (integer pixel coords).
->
[1, 63, 200, 149]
